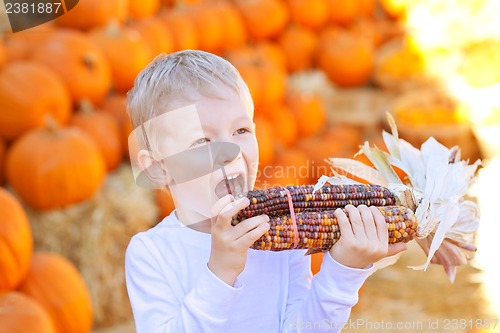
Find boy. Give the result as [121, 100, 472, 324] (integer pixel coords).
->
[125, 50, 407, 332]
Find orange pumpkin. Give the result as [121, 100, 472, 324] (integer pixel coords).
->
[128, 0, 161, 19]
[90, 23, 152, 93]
[0, 292, 55, 333]
[254, 116, 275, 166]
[70, 101, 123, 171]
[255, 42, 287, 73]
[235, 0, 289, 41]
[100, 94, 128, 122]
[188, 3, 224, 54]
[6, 123, 106, 210]
[128, 17, 175, 61]
[18, 252, 93, 333]
[55, 0, 128, 30]
[288, 0, 329, 31]
[30, 29, 112, 105]
[259, 104, 298, 147]
[0, 138, 5, 185]
[227, 44, 287, 110]
[2, 23, 55, 63]
[100, 94, 131, 158]
[297, 125, 362, 183]
[155, 188, 176, 220]
[272, 148, 311, 186]
[0, 188, 33, 292]
[0, 61, 71, 141]
[358, 0, 376, 17]
[0, 40, 5, 68]
[286, 92, 327, 139]
[278, 25, 318, 73]
[216, 2, 247, 51]
[326, 0, 361, 25]
[227, 45, 287, 109]
[317, 27, 374, 87]
[158, 8, 199, 52]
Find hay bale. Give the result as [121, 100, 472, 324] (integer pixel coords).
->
[24, 163, 158, 328]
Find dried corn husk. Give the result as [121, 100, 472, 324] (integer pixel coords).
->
[320, 113, 481, 282]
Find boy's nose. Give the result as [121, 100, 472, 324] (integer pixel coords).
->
[210, 142, 241, 168]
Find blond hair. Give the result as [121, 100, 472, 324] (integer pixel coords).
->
[127, 50, 254, 146]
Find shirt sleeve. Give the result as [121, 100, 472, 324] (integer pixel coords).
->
[282, 251, 372, 333]
[125, 235, 243, 333]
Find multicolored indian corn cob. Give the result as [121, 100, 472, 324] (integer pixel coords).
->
[232, 184, 418, 252]
[233, 184, 397, 222]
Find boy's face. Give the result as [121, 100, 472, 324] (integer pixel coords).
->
[138, 89, 258, 225]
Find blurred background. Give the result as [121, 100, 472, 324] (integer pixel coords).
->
[0, 0, 499, 332]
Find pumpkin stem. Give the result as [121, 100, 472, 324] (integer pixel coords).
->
[105, 20, 122, 38]
[82, 54, 96, 71]
[45, 114, 59, 134]
[78, 99, 95, 116]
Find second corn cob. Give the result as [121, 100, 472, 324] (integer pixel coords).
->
[247, 206, 418, 252]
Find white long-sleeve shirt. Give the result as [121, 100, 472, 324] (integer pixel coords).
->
[125, 211, 372, 333]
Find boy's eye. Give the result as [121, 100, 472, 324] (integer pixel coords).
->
[235, 128, 250, 135]
[191, 138, 209, 147]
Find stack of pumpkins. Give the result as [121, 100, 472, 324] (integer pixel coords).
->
[0, 0, 413, 218]
[0, 188, 93, 333]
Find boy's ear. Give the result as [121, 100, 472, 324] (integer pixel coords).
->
[137, 149, 168, 186]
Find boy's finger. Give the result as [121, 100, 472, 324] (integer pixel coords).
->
[334, 208, 354, 241]
[387, 242, 407, 256]
[370, 206, 389, 244]
[358, 205, 376, 238]
[237, 220, 270, 248]
[210, 194, 235, 218]
[344, 205, 365, 240]
[232, 214, 270, 239]
[212, 196, 249, 228]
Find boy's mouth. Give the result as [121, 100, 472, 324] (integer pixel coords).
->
[214, 173, 246, 199]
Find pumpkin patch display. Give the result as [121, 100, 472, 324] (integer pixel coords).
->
[30, 30, 112, 106]
[128, 0, 161, 20]
[128, 17, 175, 60]
[55, 0, 128, 30]
[253, 116, 275, 166]
[0, 292, 56, 333]
[215, 2, 248, 50]
[0, 62, 71, 141]
[158, 8, 199, 52]
[70, 101, 123, 171]
[90, 23, 152, 93]
[234, 0, 289, 41]
[317, 27, 375, 87]
[0, 188, 33, 292]
[288, 0, 330, 31]
[0, 138, 5, 185]
[285, 92, 327, 139]
[278, 25, 318, 73]
[187, 3, 225, 54]
[6, 123, 106, 210]
[17, 252, 93, 333]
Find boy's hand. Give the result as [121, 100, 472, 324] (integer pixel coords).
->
[208, 194, 270, 286]
[329, 205, 407, 269]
